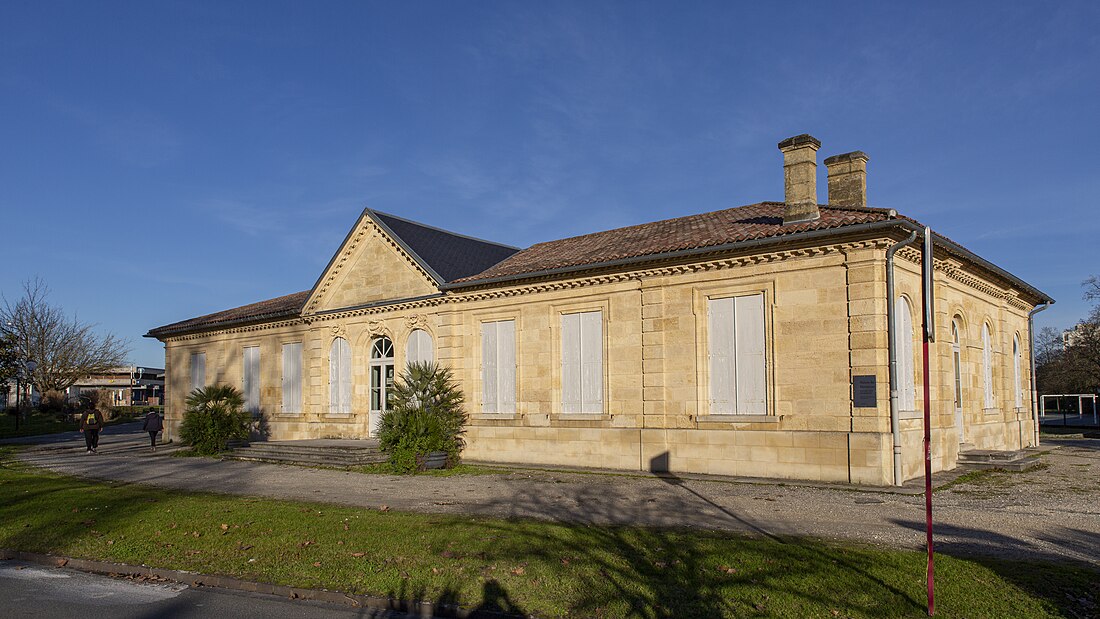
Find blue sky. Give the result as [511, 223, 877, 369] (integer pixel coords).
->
[1, 1, 1097, 368]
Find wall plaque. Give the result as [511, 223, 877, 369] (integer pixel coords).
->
[853, 375, 877, 408]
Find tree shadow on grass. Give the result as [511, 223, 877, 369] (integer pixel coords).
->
[444, 467, 929, 617]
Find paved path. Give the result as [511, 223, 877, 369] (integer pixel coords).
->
[13, 428, 1100, 568]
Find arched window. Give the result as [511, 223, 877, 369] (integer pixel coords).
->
[982, 323, 995, 409]
[952, 320, 963, 412]
[406, 329, 433, 365]
[895, 297, 915, 411]
[329, 337, 352, 414]
[370, 337, 394, 436]
[1013, 335, 1022, 409]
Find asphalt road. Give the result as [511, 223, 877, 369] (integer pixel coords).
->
[0, 560, 412, 619]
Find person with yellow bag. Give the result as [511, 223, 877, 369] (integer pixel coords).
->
[79, 407, 105, 454]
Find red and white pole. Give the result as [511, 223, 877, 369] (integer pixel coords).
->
[921, 227, 936, 615]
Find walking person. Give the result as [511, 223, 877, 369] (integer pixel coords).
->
[79, 406, 105, 454]
[142, 409, 163, 452]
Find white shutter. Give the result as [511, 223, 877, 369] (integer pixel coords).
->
[896, 299, 915, 411]
[340, 340, 352, 414]
[498, 320, 516, 414]
[190, 352, 206, 393]
[561, 313, 581, 414]
[983, 325, 994, 408]
[580, 311, 603, 413]
[329, 340, 340, 414]
[1013, 336, 1022, 409]
[708, 298, 735, 414]
[735, 294, 766, 415]
[329, 338, 352, 414]
[243, 346, 260, 414]
[482, 322, 498, 413]
[282, 343, 302, 414]
[407, 329, 433, 365]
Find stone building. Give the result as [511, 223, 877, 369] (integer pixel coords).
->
[147, 134, 1052, 485]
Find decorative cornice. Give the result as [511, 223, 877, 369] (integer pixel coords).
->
[895, 246, 1031, 309]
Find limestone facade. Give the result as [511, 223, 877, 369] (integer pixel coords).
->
[154, 214, 1042, 485]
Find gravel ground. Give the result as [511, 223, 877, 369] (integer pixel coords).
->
[12, 430, 1100, 567]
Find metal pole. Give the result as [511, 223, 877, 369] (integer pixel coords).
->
[921, 227, 935, 616]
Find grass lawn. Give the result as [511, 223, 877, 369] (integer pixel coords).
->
[0, 409, 145, 440]
[0, 411, 78, 439]
[0, 449, 1095, 618]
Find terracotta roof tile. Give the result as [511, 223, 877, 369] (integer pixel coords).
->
[452, 202, 895, 284]
[147, 290, 309, 337]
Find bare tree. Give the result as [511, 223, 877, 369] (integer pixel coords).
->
[1, 278, 130, 393]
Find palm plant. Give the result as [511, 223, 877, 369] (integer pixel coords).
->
[179, 384, 251, 455]
[377, 362, 467, 472]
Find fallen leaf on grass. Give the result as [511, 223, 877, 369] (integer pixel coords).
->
[298, 540, 314, 548]
[220, 524, 229, 531]
[236, 543, 253, 551]
[192, 532, 201, 538]
[510, 566, 525, 576]
[312, 562, 322, 567]
[350, 552, 366, 558]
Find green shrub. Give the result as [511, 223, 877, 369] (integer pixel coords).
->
[179, 385, 251, 455]
[377, 362, 467, 473]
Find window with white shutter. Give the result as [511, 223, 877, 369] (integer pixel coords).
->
[708, 294, 767, 415]
[894, 297, 916, 412]
[561, 311, 602, 414]
[983, 324, 995, 409]
[1013, 335, 1022, 409]
[481, 320, 515, 414]
[407, 329, 434, 365]
[242, 346, 260, 415]
[282, 343, 302, 414]
[329, 338, 352, 415]
[190, 352, 206, 393]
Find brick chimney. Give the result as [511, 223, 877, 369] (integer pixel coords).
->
[778, 134, 821, 224]
[824, 151, 869, 208]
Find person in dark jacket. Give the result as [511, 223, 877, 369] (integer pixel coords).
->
[142, 410, 163, 452]
[79, 407, 105, 454]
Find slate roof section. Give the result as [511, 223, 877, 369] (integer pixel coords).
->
[147, 290, 310, 338]
[370, 210, 520, 283]
[451, 202, 896, 285]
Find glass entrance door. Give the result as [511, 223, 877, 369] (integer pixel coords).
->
[369, 337, 394, 437]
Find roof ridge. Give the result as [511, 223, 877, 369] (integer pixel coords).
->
[368, 208, 520, 250]
[522, 202, 774, 250]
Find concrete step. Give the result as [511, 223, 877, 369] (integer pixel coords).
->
[240, 443, 380, 456]
[223, 442, 387, 469]
[957, 447, 1042, 472]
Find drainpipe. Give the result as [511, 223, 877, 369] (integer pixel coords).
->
[1028, 302, 1051, 447]
[886, 231, 919, 486]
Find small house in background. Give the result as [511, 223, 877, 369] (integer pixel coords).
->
[64, 366, 165, 406]
[148, 134, 1052, 485]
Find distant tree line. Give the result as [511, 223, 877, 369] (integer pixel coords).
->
[1036, 276, 1100, 395]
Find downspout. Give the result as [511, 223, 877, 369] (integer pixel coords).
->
[1028, 302, 1051, 447]
[886, 231, 919, 486]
